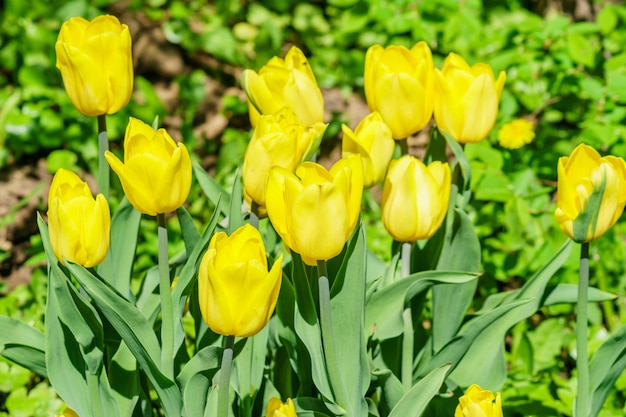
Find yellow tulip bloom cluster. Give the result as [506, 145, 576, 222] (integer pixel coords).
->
[56, 15, 133, 117]
[198, 224, 282, 337]
[105, 118, 192, 216]
[555, 144, 626, 243]
[455, 384, 503, 417]
[47, 169, 110, 268]
[365, 43, 505, 144]
[266, 398, 297, 417]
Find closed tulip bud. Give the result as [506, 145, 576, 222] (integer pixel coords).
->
[381, 155, 450, 242]
[342, 112, 394, 188]
[243, 108, 327, 212]
[198, 224, 282, 337]
[47, 169, 110, 268]
[242, 46, 324, 127]
[434, 53, 506, 144]
[455, 384, 503, 417]
[56, 15, 133, 117]
[364, 42, 435, 139]
[555, 144, 626, 243]
[266, 398, 297, 417]
[105, 118, 192, 216]
[266, 155, 363, 266]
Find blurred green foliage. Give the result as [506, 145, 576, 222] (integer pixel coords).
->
[2, 0, 626, 415]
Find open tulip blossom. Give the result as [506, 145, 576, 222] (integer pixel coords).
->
[455, 384, 503, 417]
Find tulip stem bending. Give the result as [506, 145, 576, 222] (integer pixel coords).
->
[97, 114, 109, 199]
[157, 213, 174, 379]
[217, 335, 235, 417]
[317, 260, 351, 414]
[401, 242, 413, 388]
[576, 242, 590, 417]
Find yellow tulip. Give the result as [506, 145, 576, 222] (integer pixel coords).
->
[342, 112, 395, 188]
[434, 53, 506, 144]
[47, 168, 110, 268]
[198, 224, 282, 337]
[105, 117, 192, 216]
[243, 108, 327, 212]
[497, 118, 535, 149]
[455, 384, 503, 417]
[242, 46, 324, 127]
[381, 155, 450, 242]
[56, 15, 133, 117]
[266, 398, 297, 417]
[364, 42, 435, 139]
[555, 144, 626, 243]
[265, 155, 363, 266]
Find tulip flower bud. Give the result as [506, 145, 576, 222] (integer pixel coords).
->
[455, 384, 503, 417]
[364, 42, 435, 139]
[381, 155, 451, 242]
[47, 169, 110, 268]
[243, 108, 327, 213]
[555, 144, 626, 243]
[198, 224, 282, 337]
[265, 155, 363, 266]
[242, 46, 324, 127]
[105, 118, 192, 216]
[56, 15, 133, 117]
[266, 398, 297, 417]
[434, 53, 506, 144]
[342, 112, 394, 188]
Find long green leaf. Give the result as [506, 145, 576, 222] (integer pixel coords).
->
[177, 345, 221, 417]
[0, 316, 46, 377]
[589, 323, 626, 417]
[228, 169, 244, 234]
[388, 363, 452, 417]
[192, 160, 230, 217]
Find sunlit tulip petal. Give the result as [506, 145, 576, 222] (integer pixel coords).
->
[455, 384, 503, 417]
[266, 398, 297, 417]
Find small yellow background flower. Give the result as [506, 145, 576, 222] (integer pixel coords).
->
[497, 119, 535, 149]
[56, 15, 133, 116]
[265, 155, 363, 266]
[56, 407, 80, 417]
[198, 224, 282, 337]
[243, 108, 326, 212]
[434, 53, 506, 144]
[381, 156, 450, 242]
[105, 117, 192, 216]
[555, 144, 626, 242]
[242, 46, 324, 127]
[266, 397, 297, 417]
[455, 384, 503, 417]
[342, 112, 395, 188]
[47, 168, 110, 268]
[364, 42, 435, 139]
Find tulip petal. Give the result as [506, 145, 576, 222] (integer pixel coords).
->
[458, 73, 498, 143]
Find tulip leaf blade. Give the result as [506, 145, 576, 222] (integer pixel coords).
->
[177, 345, 221, 417]
[228, 168, 244, 234]
[388, 363, 451, 417]
[441, 131, 472, 206]
[192, 160, 231, 218]
[177, 205, 201, 253]
[0, 316, 47, 378]
[589, 322, 626, 417]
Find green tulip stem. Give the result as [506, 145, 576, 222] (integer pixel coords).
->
[576, 242, 590, 417]
[97, 114, 109, 200]
[217, 335, 235, 417]
[401, 242, 413, 388]
[317, 260, 350, 412]
[157, 213, 174, 379]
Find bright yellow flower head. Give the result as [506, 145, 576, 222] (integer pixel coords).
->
[243, 46, 324, 127]
[105, 117, 192, 216]
[265, 155, 363, 266]
[56, 407, 80, 417]
[266, 398, 297, 417]
[434, 53, 506, 144]
[498, 119, 535, 149]
[243, 108, 327, 213]
[455, 384, 503, 417]
[342, 112, 395, 188]
[198, 224, 282, 337]
[56, 15, 133, 117]
[364, 42, 435, 139]
[381, 155, 450, 242]
[47, 168, 110, 268]
[555, 144, 626, 243]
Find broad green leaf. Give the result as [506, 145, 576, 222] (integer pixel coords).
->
[233, 325, 269, 416]
[228, 169, 244, 234]
[177, 206, 201, 254]
[0, 317, 46, 377]
[366, 271, 478, 341]
[177, 346, 221, 417]
[542, 284, 615, 306]
[371, 369, 405, 412]
[192, 160, 231, 217]
[589, 323, 626, 417]
[388, 363, 451, 417]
